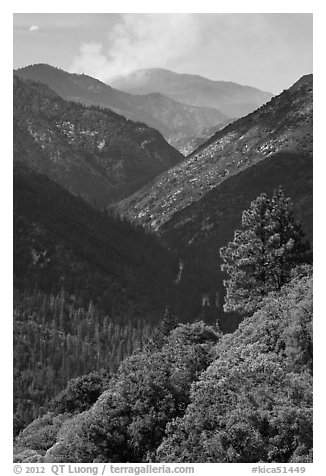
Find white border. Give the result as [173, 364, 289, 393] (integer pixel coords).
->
[4, 3, 324, 475]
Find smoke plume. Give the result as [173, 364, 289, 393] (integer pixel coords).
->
[71, 14, 200, 81]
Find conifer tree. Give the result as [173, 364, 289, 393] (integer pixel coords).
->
[144, 307, 177, 352]
[159, 307, 177, 337]
[219, 187, 311, 314]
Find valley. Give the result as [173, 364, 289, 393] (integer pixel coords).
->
[14, 74, 183, 207]
[13, 52, 313, 464]
[15, 64, 230, 152]
[115, 74, 312, 231]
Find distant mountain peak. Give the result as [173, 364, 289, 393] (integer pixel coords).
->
[16, 63, 112, 86]
[16, 63, 67, 75]
[124, 67, 263, 89]
[111, 68, 273, 117]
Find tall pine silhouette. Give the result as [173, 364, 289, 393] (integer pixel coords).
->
[220, 187, 311, 314]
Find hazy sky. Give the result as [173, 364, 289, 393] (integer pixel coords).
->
[13, 13, 313, 93]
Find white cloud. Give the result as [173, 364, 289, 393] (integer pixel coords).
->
[71, 13, 200, 81]
[29, 25, 39, 32]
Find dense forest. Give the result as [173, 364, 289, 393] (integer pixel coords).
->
[12, 65, 313, 464]
[13, 289, 155, 434]
[13, 74, 182, 207]
[14, 268, 312, 463]
[14, 163, 178, 314]
[113, 75, 312, 334]
[14, 187, 313, 463]
[13, 163, 180, 432]
[164, 152, 312, 331]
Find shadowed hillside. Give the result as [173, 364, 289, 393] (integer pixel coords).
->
[13, 74, 183, 207]
[15, 64, 228, 151]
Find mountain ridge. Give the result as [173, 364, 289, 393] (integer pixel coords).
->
[13, 74, 183, 207]
[111, 67, 273, 117]
[115, 67, 270, 90]
[160, 151, 312, 329]
[115, 74, 312, 231]
[13, 161, 180, 429]
[15, 64, 228, 151]
[14, 161, 178, 318]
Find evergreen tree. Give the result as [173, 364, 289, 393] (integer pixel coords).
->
[157, 307, 177, 339]
[144, 307, 177, 352]
[219, 187, 311, 314]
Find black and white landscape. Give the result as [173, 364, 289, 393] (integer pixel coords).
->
[13, 13, 313, 464]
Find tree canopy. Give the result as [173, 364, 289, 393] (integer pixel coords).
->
[13, 187, 313, 464]
[156, 269, 313, 463]
[220, 187, 311, 314]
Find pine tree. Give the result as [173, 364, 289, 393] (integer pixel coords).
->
[219, 187, 311, 315]
[144, 307, 177, 352]
[159, 307, 177, 337]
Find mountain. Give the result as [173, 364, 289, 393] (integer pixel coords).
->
[13, 161, 180, 429]
[129, 92, 228, 148]
[116, 74, 312, 231]
[111, 68, 273, 117]
[15, 64, 228, 151]
[115, 75, 313, 331]
[14, 269, 313, 463]
[174, 118, 237, 156]
[13, 74, 183, 207]
[162, 152, 312, 247]
[161, 151, 313, 331]
[14, 162, 179, 320]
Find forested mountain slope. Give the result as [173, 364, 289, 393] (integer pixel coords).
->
[13, 70, 313, 456]
[175, 118, 236, 156]
[15, 64, 227, 151]
[116, 75, 312, 230]
[13, 163, 179, 429]
[14, 163, 178, 318]
[14, 269, 312, 463]
[163, 152, 312, 247]
[161, 152, 312, 331]
[13, 74, 183, 207]
[156, 270, 313, 463]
